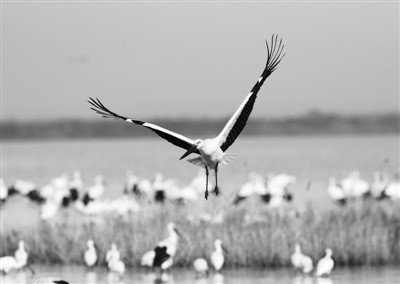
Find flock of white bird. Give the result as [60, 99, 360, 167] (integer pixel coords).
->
[326, 171, 400, 205]
[1, 169, 399, 225]
[0, 225, 335, 283]
[1, 169, 398, 283]
[0, 169, 299, 222]
[290, 244, 334, 278]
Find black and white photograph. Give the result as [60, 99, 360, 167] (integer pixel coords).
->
[1, 1, 399, 284]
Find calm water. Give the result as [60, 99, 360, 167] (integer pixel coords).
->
[1, 266, 399, 284]
[2, 135, 399, 207]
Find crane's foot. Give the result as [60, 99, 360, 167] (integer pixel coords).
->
[205, 189, 209, 200]
[214, 186, 219, 196]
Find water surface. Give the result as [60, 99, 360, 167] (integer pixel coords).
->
[1, 266, 399, 284]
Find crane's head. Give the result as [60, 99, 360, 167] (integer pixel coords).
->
[325, 248, 333, 257]
[294, 243, 301, 253]
[214, 239, 228, 254]
[167, 222, 182, 238]
[179, 139, 203, 160]
[87, 239, 95, 248]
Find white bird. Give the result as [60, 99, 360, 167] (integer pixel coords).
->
[68, 170, 83, 201]
[0, 177, 8, 202]
[290, 244, 313, 274]
[10, 180, 37, 195]
[106, 243, 121, 264]
[211, 239, 226, 272]
[291, 244, 304, 270]
[123, 170, 140, 195]
[0, 256, 32, 275]
[137, 178, 154, 198]
[193, 258, 209, 277]
[52, 173, 69, 192]
[384, 181, 400, 200]
[302, 255, 314, 274]
[315, 248, 334, 277]
[268, 173, 297, 190]
[152, 222, 181, 271]
[233, 172, 259, 205]
[141, 250, 156, 267]
[89, 35, 284, 200]
[371, 172, 389, 199]
[106, 245, 125, 278]
[88, 176, 105, 200]
[266, 173, 296, 200]
[7, 240, 35, 275]
[341, 171, 370, 198]
[327, 177, 347, 206]
[108, 257, 125, 277]
[14, 240, 28, 266]
[174, 185, 199, 203]
[84, 239, 97, 269]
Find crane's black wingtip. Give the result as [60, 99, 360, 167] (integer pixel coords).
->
[264, 34, 285, 73]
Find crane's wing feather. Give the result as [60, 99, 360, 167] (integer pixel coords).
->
[218, 34, 285, 152]
[88, 97, 200, 154]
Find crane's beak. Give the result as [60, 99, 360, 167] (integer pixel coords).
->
[179, 144, 197, 160]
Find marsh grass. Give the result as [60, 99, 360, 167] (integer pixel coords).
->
[1, 199, 399, 268]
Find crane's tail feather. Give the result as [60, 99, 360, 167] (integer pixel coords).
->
[219, 153, 238, 168]
[186, 154, 237, 168]
[187, 157, 204, 167]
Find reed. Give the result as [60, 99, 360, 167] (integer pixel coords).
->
[1, 199, 399, 268]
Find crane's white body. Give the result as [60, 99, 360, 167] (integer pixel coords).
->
[14, 240, 28, 267]
[0, 178, 8, 201]
[106, 245, 125, 278]
[84, 240, 97, 268]
[341, 171, 370, 198]
[0, 256, 24, 274]
[385, 182, 400, 199]
[156, 223, 180, 259]
[88, 176, 105, 200]
[141, 250, 155, 267]
[327, 177, 347, 204]
[193, 258, 209, 276]
[316, 249, 334, 277]
[291, 244, 313, 274]
[211, 239, 225, 271]
[106, 244, 121, 264]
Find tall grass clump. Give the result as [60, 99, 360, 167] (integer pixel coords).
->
[1, 199, 399, 268]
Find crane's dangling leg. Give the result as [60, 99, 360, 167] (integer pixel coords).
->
[205, 166, 209, 200]
[214, 163, 219, 196]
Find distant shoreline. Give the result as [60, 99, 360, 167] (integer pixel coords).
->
[2, 112, 399, 140]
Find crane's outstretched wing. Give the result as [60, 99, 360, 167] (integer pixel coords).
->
[88, 97, 200, 154]
[218, 34, 285, 152]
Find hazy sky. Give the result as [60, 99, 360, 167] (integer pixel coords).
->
[2, 1, 399, 121]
